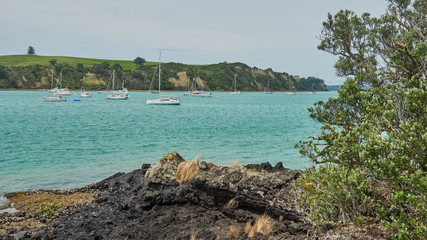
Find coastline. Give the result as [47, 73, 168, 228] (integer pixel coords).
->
[0, 152, 387, 239]
[0, 88, 331, 93]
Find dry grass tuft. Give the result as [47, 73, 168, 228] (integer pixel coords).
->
[227, 226, 241, 239]
[245, 214, 273, 237]
[245, 221, 252, 235]
[279, 215, 284, 222]
[226, 198, 235, 207]
[176, 156, 200, 184]
[230, 159, 242, 169]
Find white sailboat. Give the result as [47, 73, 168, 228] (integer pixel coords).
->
[230, 73, 242, 95]
[146, 52, 180, 105]
[80, 77, 92, 97]
[309, 83, 316, 94]
[264, 78, 273, 94]
[43, 96, 66, 102]
[286, 80, 296, 95]
[43, 68, 67, 102]
[51, 71, 71, 96]
[106, 70, 128, 100]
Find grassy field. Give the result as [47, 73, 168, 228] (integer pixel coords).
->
[0, 55, 157, 71]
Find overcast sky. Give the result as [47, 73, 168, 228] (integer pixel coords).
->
[1, 0, 388, 84]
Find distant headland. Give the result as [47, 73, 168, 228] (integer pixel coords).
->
[0, 54, 328, 92]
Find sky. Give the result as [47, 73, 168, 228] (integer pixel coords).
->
[0, 0, 389, 85]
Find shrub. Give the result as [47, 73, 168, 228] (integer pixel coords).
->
[39, 200, 61, 217]
[295, 0, 427, 238]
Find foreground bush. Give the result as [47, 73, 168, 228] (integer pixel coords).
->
[296, 0, 426, 238]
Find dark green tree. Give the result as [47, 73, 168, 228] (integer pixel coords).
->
[49, 59, 57, 67]
[27, 46, 35, 55]
[295, 0, 426, 238]
[134, 57, 145, 69]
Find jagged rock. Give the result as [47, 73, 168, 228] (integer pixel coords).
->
[0, 153, 312, 240]
[159, 151, 185, 165]
[144, 152, 186, 183]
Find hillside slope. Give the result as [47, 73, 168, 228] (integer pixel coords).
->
[0, 55, 328, 91]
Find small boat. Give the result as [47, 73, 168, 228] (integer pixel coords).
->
[264, 78, 273, 94]
[146, 52, 180, 105]
[230, 74, 242, 95]
[107, 93, 128, 100]
[106, 70, 129, 100]
[286, 80, 295, 95]
[73, 99, 81, 101]
[309, 83, 316, 94]
[199, 92, 213, 97]
[147, 95, 181, 105]
[80, 77, 92, 98]
[51, 71, 71, 96]
[43, 96, 66, 102]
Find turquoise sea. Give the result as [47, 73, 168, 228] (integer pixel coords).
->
[0, 91, 337, 194]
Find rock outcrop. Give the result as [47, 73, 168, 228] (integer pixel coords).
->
[0, 152, 311, 239]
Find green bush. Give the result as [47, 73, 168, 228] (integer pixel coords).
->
[39, 200, 62, 217]
[295, 0, 426, 238]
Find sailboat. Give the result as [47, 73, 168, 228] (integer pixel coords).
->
[264, 78, 273, 94]
[51, 71, 71, 96]
[80, 77, 91, 97]
[309, 83, 316, 94]
[286, 80, 296, 95]
[146, 52, 180, 105]
[230, 74, 242, 95]
[43, 68, 66, 101]
[148, 63, 160, 94]
[106, 70, 128, 100]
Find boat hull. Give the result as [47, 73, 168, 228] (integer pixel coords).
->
[107, 95, 128, 100]
[146, 97, 180, 105]
[43, 96, 66, 102]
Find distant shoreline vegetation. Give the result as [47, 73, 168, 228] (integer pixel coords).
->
[0, 54, 328, 91]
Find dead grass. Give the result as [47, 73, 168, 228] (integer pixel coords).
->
[0, 190, 94, 236]
[227, 226, 241, 239]
[226, 198, 235, 207]
[230, 159, 241, 169]
[2, 191, 94, 212]
[244, 214, 273, 238]
[176, 156, 200, 184]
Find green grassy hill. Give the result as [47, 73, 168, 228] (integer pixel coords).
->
[0, 54, 154, 71]
[0, 54, 328, 91]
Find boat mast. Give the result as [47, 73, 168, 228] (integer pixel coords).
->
[59, 70, 62, 89]
[112, 70, 115, 92]
[158, 52, 161, 94]
[51, 68, 54, 89]
[234, 74, 237, 92]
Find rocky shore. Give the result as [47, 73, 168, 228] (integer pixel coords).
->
[0, 152, 386, 239]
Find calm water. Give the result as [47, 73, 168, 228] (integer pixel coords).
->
[0, 91, 336, 193]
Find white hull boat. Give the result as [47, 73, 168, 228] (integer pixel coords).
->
[146, 52, 180, 105]
[146, 96, 180, 105]
[230, 74, 242, 95]
[43, 96, 66, 102]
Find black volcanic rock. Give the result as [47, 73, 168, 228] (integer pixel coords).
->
[1, 157, 312, 240]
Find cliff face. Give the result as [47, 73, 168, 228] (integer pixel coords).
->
[0, 62, 328, 91]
